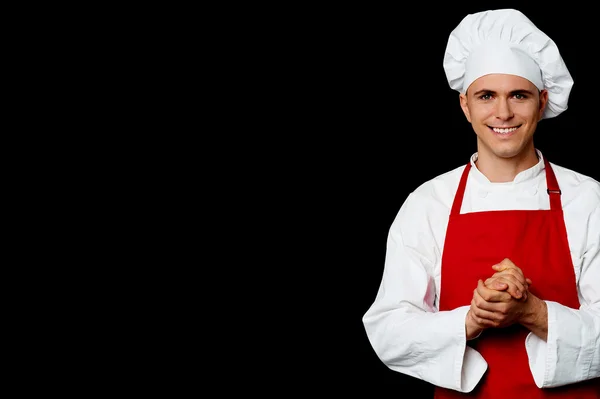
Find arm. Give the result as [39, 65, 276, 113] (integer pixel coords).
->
[362, 194, 486, 393]
[527, 205, 600, 388]
[469, 253, 599, 388]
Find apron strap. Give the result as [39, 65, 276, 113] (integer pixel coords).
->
[450, 163, 471, 216]
[544, 158, 563, 211]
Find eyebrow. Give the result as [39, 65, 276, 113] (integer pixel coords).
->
[472, 89, 537, 96]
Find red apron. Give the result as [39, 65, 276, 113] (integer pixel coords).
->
[434, 159, 599, 398]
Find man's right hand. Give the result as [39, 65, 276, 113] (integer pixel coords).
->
[465, 307, 487, 340]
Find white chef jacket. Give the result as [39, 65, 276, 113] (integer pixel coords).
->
[362, 150, 600, 392]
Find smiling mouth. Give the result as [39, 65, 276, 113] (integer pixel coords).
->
[490, 126, 520, 134]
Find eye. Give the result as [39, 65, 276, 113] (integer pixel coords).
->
[480, 93, 492, 100]
[514, 93, 527, 100]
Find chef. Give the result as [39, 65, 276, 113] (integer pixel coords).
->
[362, 8, 600, 398]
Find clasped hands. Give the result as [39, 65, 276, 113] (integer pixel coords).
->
[465, 258, 541, 340]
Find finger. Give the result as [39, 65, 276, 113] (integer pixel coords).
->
[499, 258, 518, 270]
[491, 273, 529, 293]
[492, 267, 526, 282]
[491, 262, 530, 290]
[485, 276, 521, 298]
[492, 269, 526, 282]
[476, 279, 512, 302]
[491, 265, 506, 273]
[487, 277, 529, 301]
[470, 300, 502, 328]
[491, 275, 527, 299]
[492, 258, 523, 274]
[484, 277, 508, 291]
[473, 290, 509, 312]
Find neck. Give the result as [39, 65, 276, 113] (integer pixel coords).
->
[475, 148, 539, 183]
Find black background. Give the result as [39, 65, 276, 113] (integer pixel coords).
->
[267, 3, 597, 397]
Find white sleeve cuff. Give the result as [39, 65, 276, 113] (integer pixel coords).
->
[526, 330, 549, 388]
[526, 300, 555, 387]
[525, 300, 596, 388]
[461, 347, 488, 392]
[458, 306, 488, 392]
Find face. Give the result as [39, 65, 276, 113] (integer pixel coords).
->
[459, 74, 548, 161]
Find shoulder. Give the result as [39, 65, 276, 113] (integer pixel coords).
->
[393, 163, 466, 224]
[550, 162, 600, 209]
[411, 163, 467, 202]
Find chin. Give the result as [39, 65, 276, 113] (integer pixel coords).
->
[493, 149, 519, 158]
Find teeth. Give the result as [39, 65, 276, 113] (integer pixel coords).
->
[492, 127, 518, 134]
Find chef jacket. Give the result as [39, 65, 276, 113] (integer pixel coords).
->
[362, 150, 600, 392]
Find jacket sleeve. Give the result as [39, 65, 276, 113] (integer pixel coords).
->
[362, 193, 487, 392]
[526, 205, 600, 387]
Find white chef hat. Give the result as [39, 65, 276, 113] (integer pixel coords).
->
[443, 9, 573, 119]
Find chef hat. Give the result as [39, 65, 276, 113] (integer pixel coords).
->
[443, 9, 573, 119]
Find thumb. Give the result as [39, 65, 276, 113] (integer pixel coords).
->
[491, 264, 507, 272]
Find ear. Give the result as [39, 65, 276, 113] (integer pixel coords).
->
[459, 92, 471, 123]
[538, 89, 549, 120]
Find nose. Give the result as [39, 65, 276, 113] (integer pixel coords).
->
[495, 98, 514, 120]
